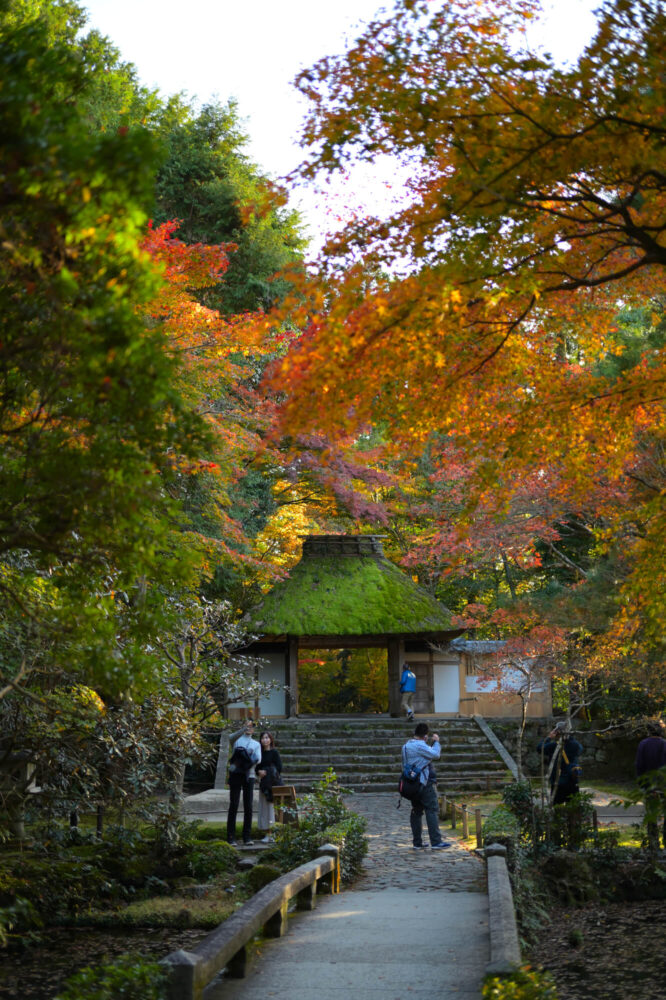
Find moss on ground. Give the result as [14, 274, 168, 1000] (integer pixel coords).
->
[85, 889, 238, 929]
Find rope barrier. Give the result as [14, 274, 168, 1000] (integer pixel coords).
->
[438, 794, 645, 848]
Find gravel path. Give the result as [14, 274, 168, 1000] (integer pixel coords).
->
[343, 792, 487, 892]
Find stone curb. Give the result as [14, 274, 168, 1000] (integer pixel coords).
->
[484, 842, 521, 977]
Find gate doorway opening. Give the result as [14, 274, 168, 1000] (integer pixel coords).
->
[298, 647, 388, 714]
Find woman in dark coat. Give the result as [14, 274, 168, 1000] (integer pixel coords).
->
[256, 730, 282, 842]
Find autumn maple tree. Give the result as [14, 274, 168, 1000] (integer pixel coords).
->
[270, 0, 666, 675]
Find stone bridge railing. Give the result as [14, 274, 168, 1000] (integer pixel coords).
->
[161, 844, 340, 1000]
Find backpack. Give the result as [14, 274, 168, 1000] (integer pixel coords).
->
[228, 744, 254, 776]
[398, 761, 426, 803]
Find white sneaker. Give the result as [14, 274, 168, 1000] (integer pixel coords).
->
[261, 835, 274, 843]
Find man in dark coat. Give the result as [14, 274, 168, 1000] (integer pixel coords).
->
[635, 719, 666, 852]
[537, 721, 583, 805]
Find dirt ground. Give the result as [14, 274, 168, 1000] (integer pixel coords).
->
[528, 898, 666, 1000]
[0, 926, 206, 999]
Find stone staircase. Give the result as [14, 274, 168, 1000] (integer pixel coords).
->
[267, 716, 511, 793]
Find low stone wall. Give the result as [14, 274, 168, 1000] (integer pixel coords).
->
[488, 718, 639, 782]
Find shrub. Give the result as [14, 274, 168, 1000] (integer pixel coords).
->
[547, 792, 594, 852]
[54, 955, 166, 1000]
[244, 863, 282, 893]
[502, 781, 535, 834]
[482, 966, 559, 999]
[0, 897, 42, 945]
[187, 840, 237, 880]
[483, 805, 521, 841]
[265, 813, 367, 884]
[324, 814, 368, 884]
[297, 768, 348, 828]
[0, 857, 112, 915]
[192, 823, 227, 842]
[263, 769, 367, 883]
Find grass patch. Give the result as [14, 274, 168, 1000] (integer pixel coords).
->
[581, 780, 637, 800]
[83, 889, 238, 929]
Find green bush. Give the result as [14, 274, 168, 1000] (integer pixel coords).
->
[0, 857, 112, 915]
[263, 769, 367, 883]
[192, 823, 227, 841]
[187, 840, 237, 880]
[297, 768, 349, 828]
[547, 792, 594, 851]
[324, 814, 368, 884]
[54, 955, 166, 1000]
[244, 863, 282, 893]
[265, 813, 367, 884]
[0, 897, 42, 945]
[483, 805, 521, 841]
[502, 782, 535, 834]
[482, 966, 559, 999]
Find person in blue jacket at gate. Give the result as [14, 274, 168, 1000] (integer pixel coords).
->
[400, 663, 416, 720]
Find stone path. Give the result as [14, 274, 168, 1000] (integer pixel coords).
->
[204, 793, 489, 999]
[345, 792, 487, 892]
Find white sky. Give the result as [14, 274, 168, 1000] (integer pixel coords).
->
[80, 0, 598, 250]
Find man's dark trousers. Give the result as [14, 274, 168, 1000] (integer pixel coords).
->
[227, 773, 255, 843]
[410, 782, 442, 847]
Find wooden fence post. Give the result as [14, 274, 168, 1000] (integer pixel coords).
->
[461, 804, 469, 839]
[451, 802, 457, 829]
[475, 808, 483, 849]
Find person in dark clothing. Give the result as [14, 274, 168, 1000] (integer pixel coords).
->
[537, 721, 583, 805]
[226, 720, 261, 846]
[256, 730, 283, 843]
[635, 719, 666, 852]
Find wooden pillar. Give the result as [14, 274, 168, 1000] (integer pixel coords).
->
[427, 645, 435, 714]
[475, 808, 483, 848]
[387, 638, 401, 717]
[287, 637, 299, 717]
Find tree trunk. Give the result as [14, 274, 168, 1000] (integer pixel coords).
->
[515, 697, 527, 781]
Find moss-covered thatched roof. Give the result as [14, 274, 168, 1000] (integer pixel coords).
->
[246, 535, 454, 638]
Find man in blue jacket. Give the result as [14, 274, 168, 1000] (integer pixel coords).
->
[402, 722, 450, 850]
[399, 663, 416, 720]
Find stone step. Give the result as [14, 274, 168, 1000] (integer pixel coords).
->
[281, 758, 505, 773]
[222, 717, 512, 796]
[271, 726, 485, 743]
[268, 719, 479, 734]
[289, 774, 508, 794]
[274, 735, 489, 746]
[278, 748, 499, 761]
